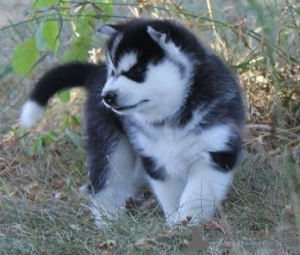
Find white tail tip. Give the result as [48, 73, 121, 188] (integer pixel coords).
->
[20, 100, 44, 127]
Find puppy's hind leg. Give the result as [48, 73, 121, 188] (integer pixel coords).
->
[82, 136, 144, 228]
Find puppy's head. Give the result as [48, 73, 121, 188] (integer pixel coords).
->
[98, 19, 196, 122]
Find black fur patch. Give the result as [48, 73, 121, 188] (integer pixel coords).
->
[142, 156, 166, 181]
[209, 133, 242, 172]
[84, 66, 125, 193]
[210, 150, 239, 171]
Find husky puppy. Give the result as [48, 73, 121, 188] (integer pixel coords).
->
[21, 19, 245, 227]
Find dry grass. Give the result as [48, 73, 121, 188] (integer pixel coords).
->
[0, 0, 299, 254]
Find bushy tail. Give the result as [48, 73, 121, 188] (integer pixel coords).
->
[20, 62, 104, 127]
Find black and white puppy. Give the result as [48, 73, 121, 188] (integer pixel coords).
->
[21, 19, 245, 227]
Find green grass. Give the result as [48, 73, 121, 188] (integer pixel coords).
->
[1, 0, 299, 254]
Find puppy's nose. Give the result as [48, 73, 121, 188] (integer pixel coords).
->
[102, 91, 117, 106]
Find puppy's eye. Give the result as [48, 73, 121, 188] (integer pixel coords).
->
[122, 64, 145, 82]
[128, 64, 144, 77]
[110, 70, 115, 76]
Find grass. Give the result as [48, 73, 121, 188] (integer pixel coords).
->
[0, 0, 299, 254]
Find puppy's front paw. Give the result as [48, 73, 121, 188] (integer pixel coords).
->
[165, 213, 180, 226]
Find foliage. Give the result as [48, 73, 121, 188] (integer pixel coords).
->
[11, 0, 114, 102]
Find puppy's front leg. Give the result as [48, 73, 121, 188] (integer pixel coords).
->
[178, 161, 233, 225]
[149, 178, 185, 225]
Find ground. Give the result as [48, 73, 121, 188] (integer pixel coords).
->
[0, 0, 299, 254]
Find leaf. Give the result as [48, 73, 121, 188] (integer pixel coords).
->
[204, 220, 226, 234]
[33, 0, 59, 8]
[58, 89, 71, 103]
[98, 239, 117, 248]
[69, 115, 81, 126]
[24, 181, 42, 200]
[100, 0, 113, 22]
[43, 20, 60, 51]
[63, 36, 92, 62]
[156, 229, 175, 241]
[74, 12, 94, 37]
[65, 128, 83, 148]
[12, 37, 39, 75]
[28, 131, 59, 156]
[91, 0, 113, 22]
[135, 237, 157, 248]
[35, 19, 59, 51]
[42, 131, 59, 145]
[98, 239, 116, 254]
[35, 20, 47, 51]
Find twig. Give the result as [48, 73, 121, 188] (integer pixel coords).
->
[206, 0, 225, 49]
[246, 124, 275, 132]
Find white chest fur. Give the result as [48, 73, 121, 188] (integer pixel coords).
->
[128, 120, 232, 179]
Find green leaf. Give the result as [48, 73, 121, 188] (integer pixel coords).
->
[28, 131, 58, 156]
[72, 6, 95, 37]
[74, 16, 94, 37]
[43, 20, 59, 51]
[60, 0, 70, 14]
[58, 89, 71, 103]
[33, 0, 59, 8]
[35, 20, 47, 51]
[63, 36, 92, 62]
[100, 0, 113, 18]
[12, 37, 39, 75]
[90, 0, 113, 22]
[35, 19, 60, 51]
[65, 128, 83, 148]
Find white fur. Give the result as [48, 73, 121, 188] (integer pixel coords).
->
[132, 60, 190, 122]
[20, 100, 44, 127]
[130, 122, 232, 178]
[147, 26, 195, 77]
[110, 33, 124, 60]
[103, 60, 191, 123]
[178, 162, 232, 225]
[149, 178, 185, 224]
[87, 137, 144, 228]
[150, 166, 232, 226]
[129, 120, 233, 225]
[117, 52, 138, 73]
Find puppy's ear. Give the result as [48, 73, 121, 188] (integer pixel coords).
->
[147, 26, 171, 47]
[97, 24, 122, 39]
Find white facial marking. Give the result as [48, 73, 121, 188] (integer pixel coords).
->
[102, 55, 191, 122]
[131, 60, 189, 122]
[111, 33, 123, 61]
[118, 52, 138, 73]
[106, 54, 115, 77]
